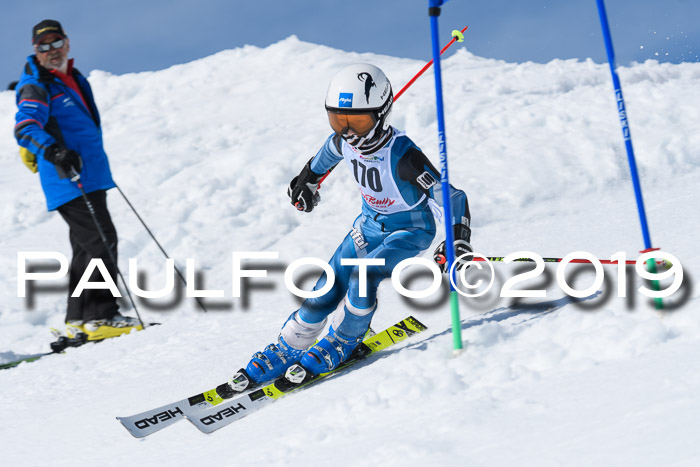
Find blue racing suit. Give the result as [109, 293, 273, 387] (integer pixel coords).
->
[295, 128, 471, 336]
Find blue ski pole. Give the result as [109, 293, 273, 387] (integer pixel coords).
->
[596, 0, 663, 309]
[428, 0, 463, 353]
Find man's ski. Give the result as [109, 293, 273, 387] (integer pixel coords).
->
[0, 330, 89, 371]
[0, 352, 53, 370]
[2, 322, 156, 372]
[186, 316, 427, 434]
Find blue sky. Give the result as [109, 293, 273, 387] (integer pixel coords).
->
[3, 0, 699, 89]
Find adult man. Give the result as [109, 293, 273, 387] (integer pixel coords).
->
[14, 19, 140, 341]
[227, 63, 472, 390]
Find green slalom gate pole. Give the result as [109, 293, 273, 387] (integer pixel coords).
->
[428, 0, 463, 354]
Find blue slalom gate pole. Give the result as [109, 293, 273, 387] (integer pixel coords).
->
[596, 0, 663, 308]
[428, 0, 463, 353]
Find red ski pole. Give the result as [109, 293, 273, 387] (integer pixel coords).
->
[436, 254, 667, 267]
[394, 26, 468, 102]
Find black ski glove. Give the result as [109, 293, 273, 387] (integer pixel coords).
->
[44, 145, 83, 178]
[433, 223, 473, 273]
[287, 160, 326, 212]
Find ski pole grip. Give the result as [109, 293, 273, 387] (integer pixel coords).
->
[70, 168, 81, 182]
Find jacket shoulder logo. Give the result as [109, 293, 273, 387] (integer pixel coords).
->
[416, 171, 437, 190]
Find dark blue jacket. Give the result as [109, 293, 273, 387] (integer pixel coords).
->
[14, 56, 115, 211]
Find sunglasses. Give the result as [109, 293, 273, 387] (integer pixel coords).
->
[36, 39, 65, 53]
[327, 111, 377, 137]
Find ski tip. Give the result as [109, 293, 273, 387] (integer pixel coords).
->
[116, 417, 151, 439]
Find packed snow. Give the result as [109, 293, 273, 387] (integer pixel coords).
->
[0, 36, 698, 466]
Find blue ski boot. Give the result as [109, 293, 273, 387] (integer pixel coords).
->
[244, 311, 326, 385]
[299, 325, 366, 375]
[244, 335, 306, 385]
[299, 303, 376, 376]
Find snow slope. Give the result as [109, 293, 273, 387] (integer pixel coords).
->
[1, 36, 698, 466]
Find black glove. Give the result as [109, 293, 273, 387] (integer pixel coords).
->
[287, 160, 326, 212]
[44, 145, 83, 178]
[433, 223, 473, 273]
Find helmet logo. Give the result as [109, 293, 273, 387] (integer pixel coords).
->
[357, 72, 376, 104]
[338, 93, 353, 107]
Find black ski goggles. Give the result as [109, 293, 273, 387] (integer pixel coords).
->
[327, 110, 377, 137]
[36, 39, 65, 53]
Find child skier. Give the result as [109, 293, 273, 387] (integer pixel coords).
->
[232, 63, 472, 389]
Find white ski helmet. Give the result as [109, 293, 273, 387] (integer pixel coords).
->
[325, 63, 393, 150]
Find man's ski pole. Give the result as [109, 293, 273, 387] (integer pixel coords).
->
[394, 26, 467, 102]
[428, 0, 463, 355]
[70, 172, 145, 328]
[595, 0, 663, 309]
[114, 183, 209, 313]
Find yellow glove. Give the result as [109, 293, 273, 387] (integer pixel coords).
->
[19, 147, 38, 173]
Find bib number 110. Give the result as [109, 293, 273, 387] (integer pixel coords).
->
[351, 160, 383, 192]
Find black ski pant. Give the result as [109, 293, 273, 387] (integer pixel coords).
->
[56, 189, 120, 322]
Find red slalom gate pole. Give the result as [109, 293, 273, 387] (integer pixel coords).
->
[394, 26, 468, 102]
[472, 256, 666, 266]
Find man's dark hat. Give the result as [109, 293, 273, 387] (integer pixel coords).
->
[32, 19, 66, 44]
